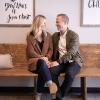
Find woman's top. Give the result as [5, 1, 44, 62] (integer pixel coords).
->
[26, 31, 53, 71]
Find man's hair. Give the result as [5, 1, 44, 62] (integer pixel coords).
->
[57, 14, 69, 24]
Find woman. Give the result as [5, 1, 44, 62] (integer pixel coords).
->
[26, 15, 57, 98]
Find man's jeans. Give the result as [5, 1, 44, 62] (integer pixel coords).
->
[50, 61, 81, 100]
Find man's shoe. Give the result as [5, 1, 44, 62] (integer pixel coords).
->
[48, 82, 58, 94]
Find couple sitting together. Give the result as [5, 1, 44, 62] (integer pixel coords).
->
[26, 14, 83, 100]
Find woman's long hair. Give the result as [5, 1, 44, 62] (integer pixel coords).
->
[30, 15, 46, 38]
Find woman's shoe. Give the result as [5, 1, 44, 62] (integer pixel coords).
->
[48, 82, 58, 94]
[35, 93, 42, 100]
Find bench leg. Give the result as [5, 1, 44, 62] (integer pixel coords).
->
[80, 77, 87, 100]
[33, 77, 37, 100]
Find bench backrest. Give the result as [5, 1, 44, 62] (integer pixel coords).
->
[0, 44, 100, 68]
[0, 44, 27, 68]
[81, 44, 100, 68]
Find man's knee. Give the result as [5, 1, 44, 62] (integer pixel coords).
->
[66, 63, 80, 77]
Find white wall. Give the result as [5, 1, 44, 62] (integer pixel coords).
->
[0, 27, 30, 43]
[36, 0, 100, 44]
[0, 0, 100, 87]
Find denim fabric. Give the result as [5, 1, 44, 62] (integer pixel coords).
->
[36, 59, 52, 93]
[50, 61, 80, 100]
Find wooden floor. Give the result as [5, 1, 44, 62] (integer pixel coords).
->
[0, 93, 100, 100]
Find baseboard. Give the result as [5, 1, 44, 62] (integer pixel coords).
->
[0, 87, 100, 94]
[70, 87, 100, 93]
[0, 87, 34, 92]
[0, 87, 34, 95]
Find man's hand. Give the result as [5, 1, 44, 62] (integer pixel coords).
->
[50, 61, 59, 68]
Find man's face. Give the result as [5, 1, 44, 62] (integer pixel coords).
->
[56, 16, 67, 32]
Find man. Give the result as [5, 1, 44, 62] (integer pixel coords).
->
[50, 14, 83, 100]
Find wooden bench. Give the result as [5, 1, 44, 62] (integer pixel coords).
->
[0, 44, 100, 100]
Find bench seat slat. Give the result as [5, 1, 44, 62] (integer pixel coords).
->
[0, 68, 37, 77]
[79, 67, 100, 77]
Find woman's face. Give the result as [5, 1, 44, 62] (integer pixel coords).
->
[39, 19, 46, 32]
[35, 19, 46, 37]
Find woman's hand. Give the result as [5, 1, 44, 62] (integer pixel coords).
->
[40, 57, 51, 67]
[41, 57, 48, 62]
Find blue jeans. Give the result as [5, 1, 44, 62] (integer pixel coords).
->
[50, 61, 80, 100]
[36, 59, 52, 93]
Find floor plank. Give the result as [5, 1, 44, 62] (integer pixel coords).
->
[0, 93, 99, 100]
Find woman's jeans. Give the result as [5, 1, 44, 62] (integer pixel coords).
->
[36, 59, 52, 93]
